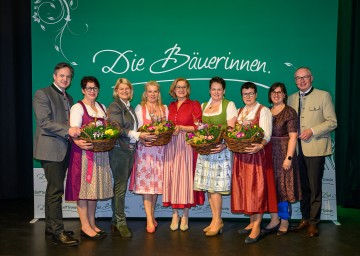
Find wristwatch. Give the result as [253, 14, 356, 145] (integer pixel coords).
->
[287, 156, 292, 160]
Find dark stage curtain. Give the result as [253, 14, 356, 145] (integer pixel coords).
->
[335, 0, 360, 208]
[0, 0, 33, 198]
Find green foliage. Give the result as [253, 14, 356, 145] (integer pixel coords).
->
[186, 123, 223, 145]
[226, 123, 264, 140]
[80, 120, 120, 140]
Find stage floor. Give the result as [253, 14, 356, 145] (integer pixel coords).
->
[0, 197, 358, 256]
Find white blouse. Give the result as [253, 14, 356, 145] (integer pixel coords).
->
[201, 98, 237, 120]
[237, 102, 272, 142]
[70, 102, 106, 127]
[135, 104, 169, 128]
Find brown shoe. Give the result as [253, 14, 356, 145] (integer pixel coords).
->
[308, 224, 319, 237]
[295, 219, 310, 230]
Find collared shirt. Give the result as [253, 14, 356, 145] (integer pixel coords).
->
[237, 102, 272, 142]
[299, 86, 313, 95]
[119, 98, 138, 143]
[53, 83, 65, 93]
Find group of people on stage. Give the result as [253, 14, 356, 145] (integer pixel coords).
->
[33, 62, 337, 247]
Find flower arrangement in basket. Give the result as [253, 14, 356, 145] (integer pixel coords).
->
[223, 122, 264, 153]
[79, 119, 120, 152]
[185, 123, 224, 155]
[138, 118, 175, 146]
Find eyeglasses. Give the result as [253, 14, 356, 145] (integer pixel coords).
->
[242, 92, 255, 98]
[175, 86, 187, 90]
[271, 91, 283, 96]
[85, 87, 99, 92]
[295, 75, 311, 81]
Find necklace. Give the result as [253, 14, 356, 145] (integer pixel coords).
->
[208, 100, 221, 110]
[238, 104, 257, 124]
[146, 103, 164, 122]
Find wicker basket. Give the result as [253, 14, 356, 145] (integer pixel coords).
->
[79, 136, 118, 152]
[146, 130, 173, 146]
[188, 130, 224, 155]
[223, 132, 264, 153]
[79, 121, 120, 152]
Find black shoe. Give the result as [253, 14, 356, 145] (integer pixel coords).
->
[237, 228, 252, 235]
[245, 233, 262, 244]
[261, 222, 280, 235]
[45, 230, 74, 237]
[97, 230, 108, 237]
[80, 230, 106, 240]
[52, 231, 79, 247]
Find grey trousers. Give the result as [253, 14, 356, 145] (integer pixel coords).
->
[109, 146, 135, 226]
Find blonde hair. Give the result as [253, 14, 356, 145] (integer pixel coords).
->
[169, 77, 191, 99]
[140, 80, 163, 106]
[112, 78, 133, 100]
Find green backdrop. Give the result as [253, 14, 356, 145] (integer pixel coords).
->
[31, 0, 338, 168]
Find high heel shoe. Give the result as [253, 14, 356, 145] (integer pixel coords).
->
[205, 223, 224, 237]
[180, 217, 189, 232]
[203, 225, 211, 233]
[146, 226, 156, 234]
[170, 215, 180, 231]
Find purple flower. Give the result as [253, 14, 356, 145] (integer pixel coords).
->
[236, 132, 245, 138]
[187, 133, 195, 139]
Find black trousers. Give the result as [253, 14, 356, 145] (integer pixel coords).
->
[297, 139, 325, 225]
[41, 146, 70, 235]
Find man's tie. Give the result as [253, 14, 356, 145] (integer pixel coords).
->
[298, 92, 305, 133]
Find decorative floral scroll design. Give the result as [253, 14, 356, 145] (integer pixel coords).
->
[284, 62, 297, 69]
[32, 0, 88, 65]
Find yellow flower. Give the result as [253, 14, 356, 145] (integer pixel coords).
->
[105, 129, 114, 136]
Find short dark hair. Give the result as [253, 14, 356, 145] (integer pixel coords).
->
[209, 77, 226, 90]
[241, 81, 257, 94]
[268, 82, 287, 104]
[80, 76, 100, 90]
[53, 62, 74, 78]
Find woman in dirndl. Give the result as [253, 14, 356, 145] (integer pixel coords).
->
[162, 78, 205, 231]
[130, 81, 168, 233]
[193, 77, 237, 236]
[231, 81, 278, 244]
[65, 76, 113, 239]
